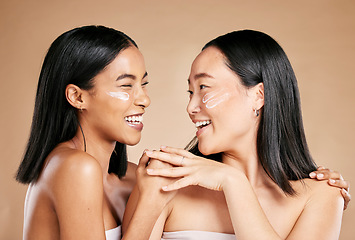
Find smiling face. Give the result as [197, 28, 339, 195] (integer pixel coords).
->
[82, 46, 150, 146]
[187, 47, 262, 155]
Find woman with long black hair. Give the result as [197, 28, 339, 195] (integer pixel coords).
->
[128, 30, 347, 239]
[16, 25, 174, 240]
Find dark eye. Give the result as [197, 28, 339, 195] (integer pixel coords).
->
[142, 81, 149, 87]
[120, 84, 132, 88]
[200, 85, 207, 90]
[187, 90, 193, 96]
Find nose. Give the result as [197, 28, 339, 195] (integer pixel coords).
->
[134, 87, 151, 109]
[186, 95, 201, 115]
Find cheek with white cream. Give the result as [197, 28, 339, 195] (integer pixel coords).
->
[202, 90, 230, 109]
[194, 89, 233, 130]
[106, 91, 130, 101]
[106, 91, 144, 126]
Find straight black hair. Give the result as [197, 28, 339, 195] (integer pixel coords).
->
[16, 25, 137, 184]
[186, 30, 317, 195]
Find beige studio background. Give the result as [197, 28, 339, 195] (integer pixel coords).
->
[1, 0, 354, 239]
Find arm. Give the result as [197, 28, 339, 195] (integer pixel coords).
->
[122, 152, 176, 240]
[285, 181, 344, 239]
[145, 147, 344, 240]
[222, 173, 344, 240]
[123, 185, 170, 240]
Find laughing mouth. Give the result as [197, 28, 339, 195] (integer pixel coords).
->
[125, 115, 143, 125]
[195, 120, 211, 129]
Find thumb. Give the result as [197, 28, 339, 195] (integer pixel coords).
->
[138, 150, 150, 170]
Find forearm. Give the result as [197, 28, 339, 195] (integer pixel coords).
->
[122, 196, 163, 240]
[223, 173, 281, 240]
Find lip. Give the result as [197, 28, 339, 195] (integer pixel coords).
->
[125, 113, 144, 131]
[191, 119, 210, 123]
[192, 119, 212, 137]
[126, 121, 143, 131]
[125, 112, 144, 117]
[196, 123, 211, 137]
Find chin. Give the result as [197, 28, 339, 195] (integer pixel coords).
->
[119, 135, 141, 146]
[125, 139, 141, 146]
[198, 142, 219, 156]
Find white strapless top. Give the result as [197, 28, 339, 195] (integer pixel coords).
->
[105, 225, 121, 240]
[161, 230, 236, 240]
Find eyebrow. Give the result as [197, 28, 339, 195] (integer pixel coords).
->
[116, 72, 148, 81]
[187, 72, 214, 83]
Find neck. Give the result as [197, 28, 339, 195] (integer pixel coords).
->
[221, 131, 271, 189]
[72, 123, 116, 175]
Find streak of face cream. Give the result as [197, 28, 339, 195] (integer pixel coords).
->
[106, 91, 130, 101]
[202, 90, 230, 109]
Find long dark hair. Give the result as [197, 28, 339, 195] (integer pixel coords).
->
[16, 25, 137, 184]
[186, 30, 317, 195]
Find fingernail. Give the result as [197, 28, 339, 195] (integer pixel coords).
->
[146, 169, 153, 174]
[309, 172, 316, 178]
[317, 173, 324, 179]
[160, 145, 167, 149]
[329, 179, 336, 184]
[162, 186, 168, 191]
[145, 150, 153, 156]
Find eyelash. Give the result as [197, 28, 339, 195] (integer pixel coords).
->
[200, 84, 208, 90]
[187, 84, 209, 96]
[120, 81, 149, 88]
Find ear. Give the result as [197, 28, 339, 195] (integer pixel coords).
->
[253, 82, 264, 111]
[65, 84, 87, 111]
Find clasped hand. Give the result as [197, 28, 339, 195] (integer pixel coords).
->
[145, 146, 239, 192]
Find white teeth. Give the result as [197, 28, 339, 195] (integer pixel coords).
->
[195, 120, 211, 128]
[125, 115, 143, 124]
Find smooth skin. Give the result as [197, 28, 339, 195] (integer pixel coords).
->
[23, 46, 174, 240]
[145, 147, 344, 240]
[126, 46, 346, 240]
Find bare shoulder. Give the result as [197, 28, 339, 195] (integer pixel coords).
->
[42, 147, 103, 196]
[299, 178, 343, 199]
[292, 178, 344, 214]
[50, 147, 101, 176]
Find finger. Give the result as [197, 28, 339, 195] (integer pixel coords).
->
[318, 169, 344, 180]
[341, 189, 351, 210]
[317, 166, 326, 170]
[146, 167, 190, 178]
[309, 170, 343, 180]
[148, 159, 173, 169]
[160, 146, 195, 158]
[328, 179, 350, 191]
[313, 168, 345, 180]
[136, 151, 150, 177]
[309, 171, 327, 179]
[138, 150, 150, 169]
[162, 177, 194, 191]
[145, 150, 191, 166]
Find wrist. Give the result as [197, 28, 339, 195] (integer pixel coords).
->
[221, 167, 248, 192]
[138, 191, 167, 212]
